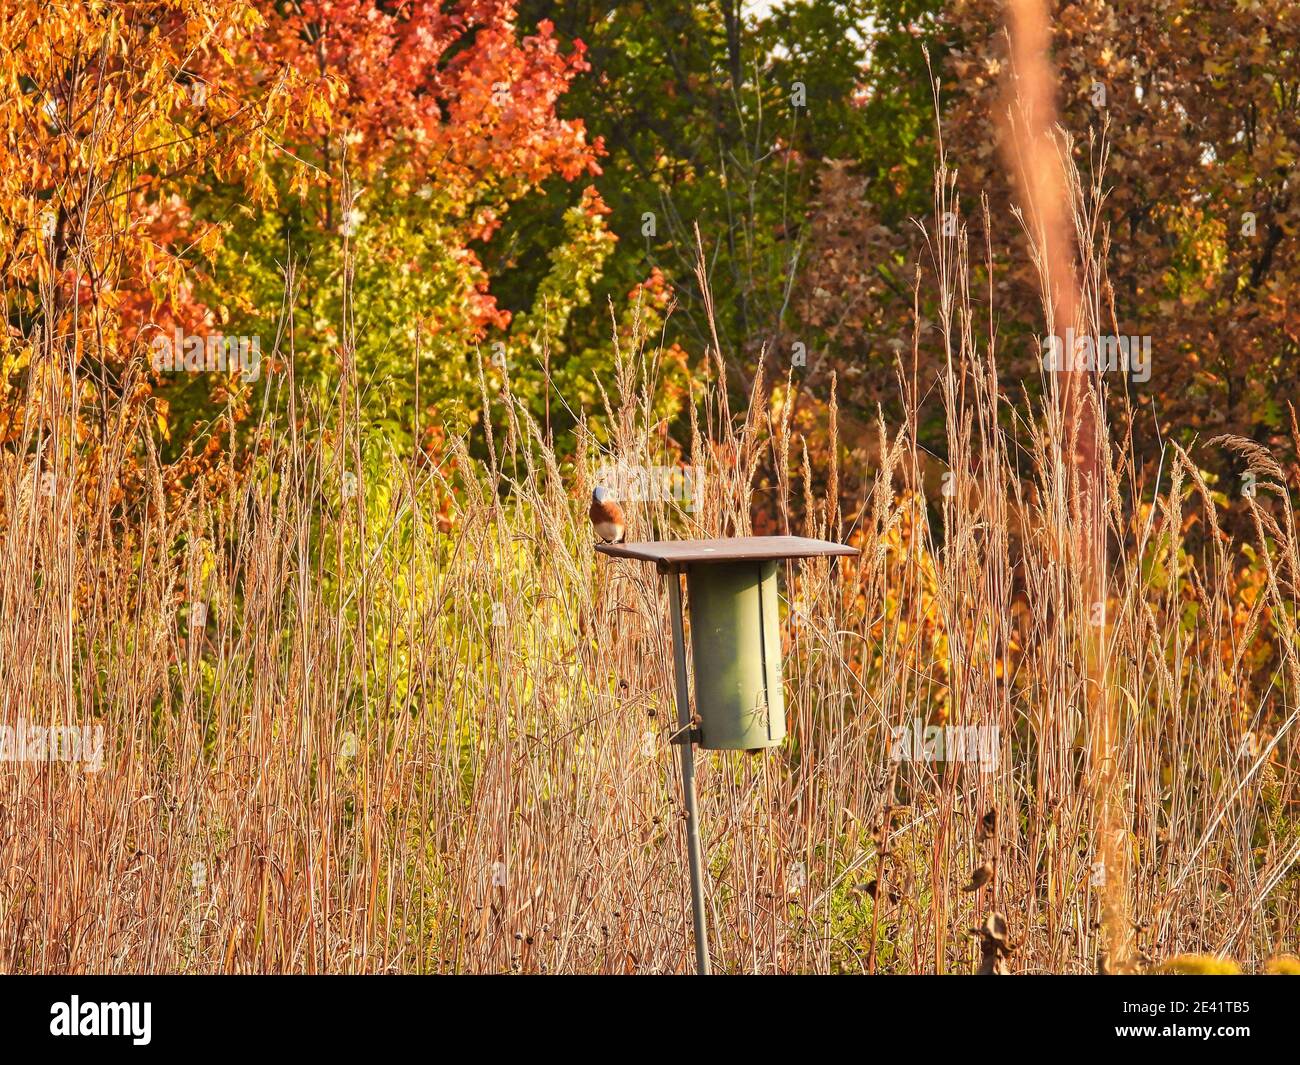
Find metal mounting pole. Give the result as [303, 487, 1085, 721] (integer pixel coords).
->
[666, 569, 711, 975]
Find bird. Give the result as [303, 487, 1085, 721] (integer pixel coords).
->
[853, 878, 901, 905]
[589, 486, 625, 543]
[961, 860, 995, 892]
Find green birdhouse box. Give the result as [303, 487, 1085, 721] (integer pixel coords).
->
[596, 534, 859, 973]
[596, 536, 859, 750]
[686, 559, 783, 749]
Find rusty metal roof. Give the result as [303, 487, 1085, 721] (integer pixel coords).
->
[595, 535, 859, 569]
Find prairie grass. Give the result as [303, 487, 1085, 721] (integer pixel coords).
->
[2, 140, 1299, 977]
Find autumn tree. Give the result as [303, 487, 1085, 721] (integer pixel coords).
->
[798, 0, 1300, 483]
[0, 1, 308, 472]
[4, 1, 657, 482]
[184, 1, 619, 455]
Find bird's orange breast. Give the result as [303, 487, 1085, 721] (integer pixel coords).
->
[589, 498, 625, 526]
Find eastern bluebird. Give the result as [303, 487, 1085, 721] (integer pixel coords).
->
[589, 486, 625, 543]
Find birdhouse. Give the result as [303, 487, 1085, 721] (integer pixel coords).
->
[597, 536, 858, 750]
[595, 534, 858, 973]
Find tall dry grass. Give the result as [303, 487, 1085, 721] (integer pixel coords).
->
[2, 139, 1299, 976]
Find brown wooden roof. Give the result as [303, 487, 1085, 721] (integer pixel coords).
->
[595, 535, 859, 569]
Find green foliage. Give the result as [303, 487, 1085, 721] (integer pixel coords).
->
[516, 0, 944, 378]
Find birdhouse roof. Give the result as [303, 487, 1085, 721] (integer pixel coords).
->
[596, 535, 859, 570]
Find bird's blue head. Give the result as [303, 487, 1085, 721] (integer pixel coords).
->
[592, 485, 615, 505]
